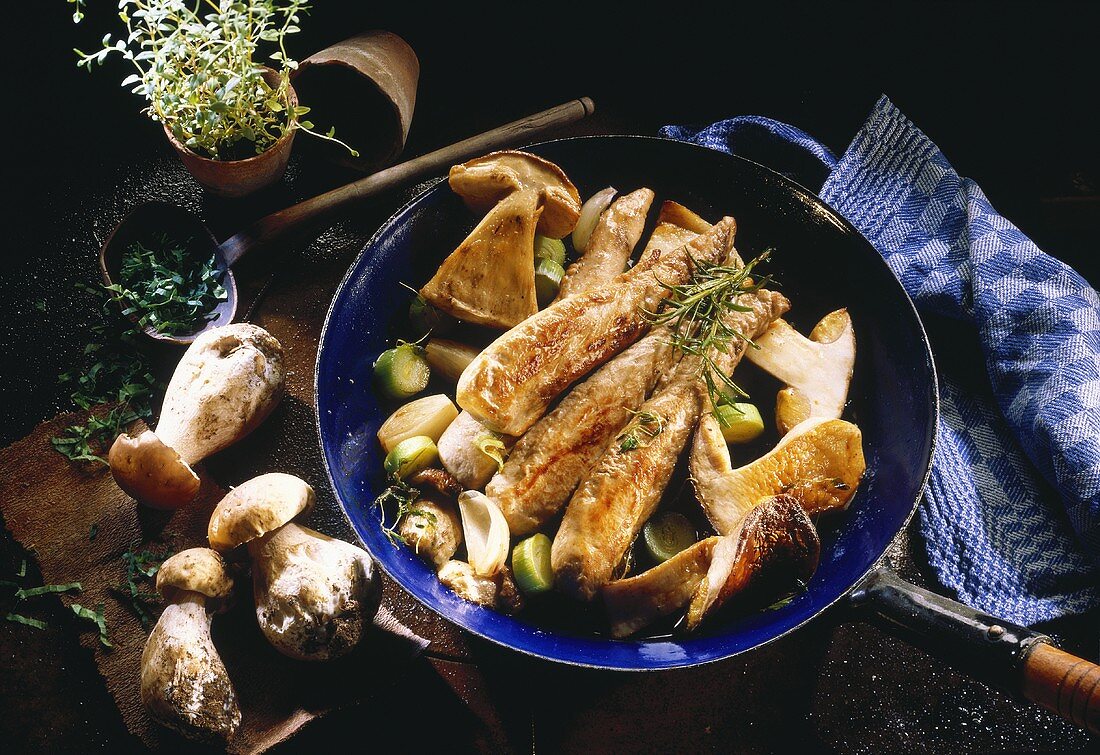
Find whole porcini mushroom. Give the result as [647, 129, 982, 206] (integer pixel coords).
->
[207, 473, 381, 660]
[141, 548, 240, 743]
[420, 151, 582, 329]
[109, 324, 285, 509]
[743, 309, 856, 435]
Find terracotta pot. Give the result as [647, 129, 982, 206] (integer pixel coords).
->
[292, 30, 419, 171]
[163, 68, 298, 199]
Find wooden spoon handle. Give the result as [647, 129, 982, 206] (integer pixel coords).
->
[219, 97, 595, 266]
[1022, 642, 1100, 734]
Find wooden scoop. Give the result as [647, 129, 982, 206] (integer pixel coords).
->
[98, 97, 596, 345]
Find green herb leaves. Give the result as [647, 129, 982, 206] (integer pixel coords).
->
[71, 603, 112, 647]
[50, 291, 159, 465]
[645, 250, 774, 411]
[617, 410, 666, 452]
[110, 234, 227, 337]
[374, 476, 423, 547]
[72, 1, 356, 159]
[113, 548, 170, 629]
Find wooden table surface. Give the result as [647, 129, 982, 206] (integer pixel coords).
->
[2, 4, 1098, 752]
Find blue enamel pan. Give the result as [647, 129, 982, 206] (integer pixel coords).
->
[315, 136, 1097, 731]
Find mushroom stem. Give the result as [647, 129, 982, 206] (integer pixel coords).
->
[743, 310, 855, 435]
[248, 522, 380, 661]
[141, 591, 240, 743]
[109, 324, 285, 509]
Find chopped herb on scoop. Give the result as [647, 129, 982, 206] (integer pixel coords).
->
[108, 234, 227, 336]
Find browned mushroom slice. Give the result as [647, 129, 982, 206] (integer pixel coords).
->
[448, 150, 581, 238]
[690, 414, 866, 535]
[603, 537, 720, 639]
[684, 495, 820, 631]
[420, 188, 542, 329]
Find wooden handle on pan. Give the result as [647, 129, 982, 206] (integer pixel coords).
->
[219, 97, 596, 266]
[852, 569, 1100, 736]
[1022, 642, 1100, 734]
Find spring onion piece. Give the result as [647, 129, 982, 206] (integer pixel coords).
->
[511, 534, 554, 594]
[534, 235, 567, 266]
[374, 343, 431, 400]
[425, 339, 480, 383]
[409, 294, 455, 337]
[713, 402, 766, 444]
[457, 491, 510, 577]
[475, 433, 508, 472]
[384, 436, 439, 480]
[571, 186, 617, 253]
[534, 257, 566, 307]
[642, 511, 697, 564]
[377, 394, 459, 453]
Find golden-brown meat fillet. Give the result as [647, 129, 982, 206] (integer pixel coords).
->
[551, 289, 790, 601]
[457, 218, 738, 436]
[556, 188, 654, 300]
[487, 327, 678, 536]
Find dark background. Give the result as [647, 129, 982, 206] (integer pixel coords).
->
[2, 1, 1098, 752]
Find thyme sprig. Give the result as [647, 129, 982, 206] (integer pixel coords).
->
[72, 0, 357, 159]
[645, 250, 774, 410]
[374, 476, 436, 547]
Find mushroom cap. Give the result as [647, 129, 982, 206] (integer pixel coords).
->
[448, 150, 582, 238]
[108, 430, 201, 509]
[207, 473, 315, 551]
[156, 548, 235, 608]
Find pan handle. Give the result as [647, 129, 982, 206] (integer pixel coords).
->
[849, 568, 1099, 734]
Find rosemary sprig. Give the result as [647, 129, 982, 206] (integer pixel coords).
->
[645, 250, 774, 409]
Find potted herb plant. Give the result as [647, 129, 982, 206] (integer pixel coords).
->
[70, 0, 356, 198]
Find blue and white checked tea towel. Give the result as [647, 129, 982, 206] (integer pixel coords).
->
[662, 96, 1100, 625]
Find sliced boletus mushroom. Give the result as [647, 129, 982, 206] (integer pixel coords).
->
[447, 150, 581, 238]
[399, 495, 463, 568]
[420, 189, 542, 328]
[603, 496, 820, 637]
[743, 309, 855, 435]
[109, 323, 285, 509]
[436, 560, 524, 615]
[690, 414, 866, 535]
[603, 537, 720, 639]
[420, 151, 582, 329]
[684, 495, 820, 631]
[207, 473, 380, 661]
[141, 548, 240, 743]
